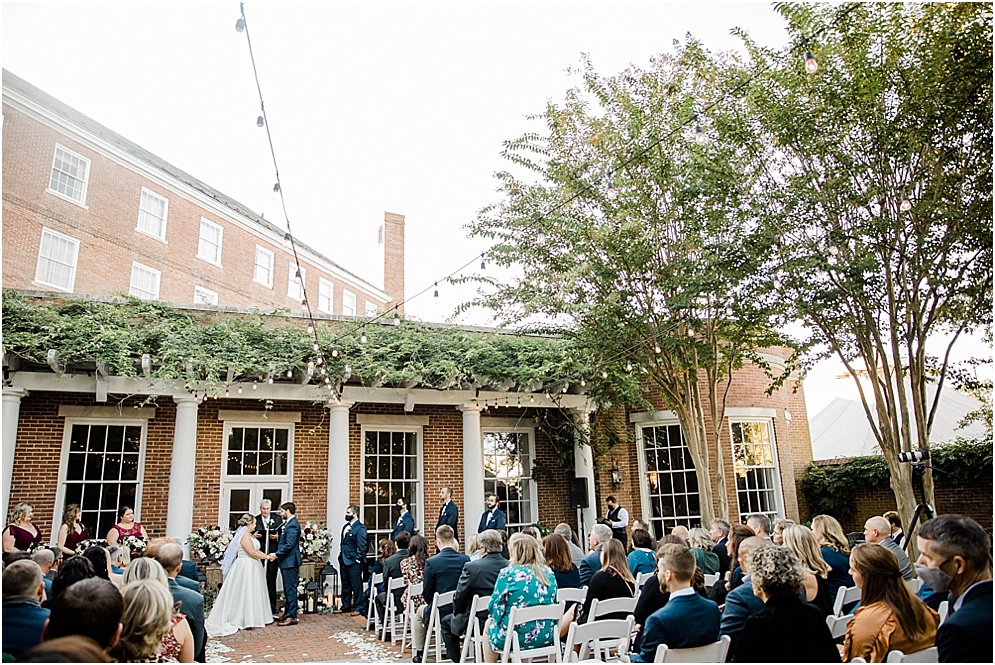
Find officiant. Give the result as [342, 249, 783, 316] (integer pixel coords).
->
[253, 499, 283, 614]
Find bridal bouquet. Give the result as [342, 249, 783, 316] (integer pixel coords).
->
[74, 538, 109, 555]
[187, 526, 233, 565]
[122, 535, 147, 556]
[300, 521, 332, 561]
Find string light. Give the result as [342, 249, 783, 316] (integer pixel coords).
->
[256, 115, 264, 127]
[480, 253, 487, 270]
[773, 277, 783, 290]
[238, 385, 243, 394]
[331, 347, 339, 358]
[225, 388, 230, 397]
[804, 50, 819, 74]
[725, 307, 734, 317]
[601, 370, 608, 379]
[392, 310, 401, 326]
[654, 344, 662, 354]
[605, 179, 618, 199]
[360, 329, 368, 344]
[433, 282, 439, 298]
[286, 369, 293, 378]
[235, 17, 245, 33]
[829, 243, 839, 257]
[252, 380, 257, 390]
[695, 123, 706, 145]
[306, 323, 314, 335]
[273, 182, 281, 194]
[313, 342, 320, 352]
[625, 359, 633, 372]
[900, 192, 912, 212]
[687, 327, 695, 337]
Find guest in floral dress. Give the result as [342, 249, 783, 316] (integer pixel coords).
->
[400, 534, 430, 655]
[483, 532, 559, 661]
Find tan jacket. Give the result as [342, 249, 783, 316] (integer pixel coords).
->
[843, 600, 940, 662]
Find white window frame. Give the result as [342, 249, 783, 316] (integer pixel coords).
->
[136, 187, 169, 241]
[359, 424, 424, 557]
[635, 416, 704, 536]
[342, 289, 357, 316]
[193, 285, 218, 306]
[287, 264, 306, 300]
[318, 278, 334, 314]
[129, 262, 161, 300]
[197, 218, 223, 266]
[365, 301, 379, 318]
[34, 227, 80, 293]
[481, 426, 538, 533]
[253, 246, 274, 288]
[52, 417, 148, 544]
[728, 418, 785, 523]
[47, 143, 90, 207]
[219, 419, 295, 528]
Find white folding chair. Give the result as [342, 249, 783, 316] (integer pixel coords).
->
[702, 573, 719, 587]
[904, 578, 923, 594]
[562, 616, 634, 662]
[636, 571, 655, 589]
[653, 635, 731, 663]
[557, 587, 588, 606]
[423, 590, 455, 663]
[937, 600, 949, 625]
[501, 601, 565, 663]
[381, 575, 407, 643]
[459, 594, 490, 662]
[825, 613, 854, 639]
[365, 572, 383, 632]
[588, 596, 637, 621]
[401, 581, 423, 656]
[885, 647, 939, 663]
[832, 585, 862, 617]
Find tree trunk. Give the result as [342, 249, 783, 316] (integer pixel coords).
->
[672, 401, 717, 528]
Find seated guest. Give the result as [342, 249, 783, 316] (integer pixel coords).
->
[772, 518, 795, 545]
[554, 523, 586, 567]
[111, 579, 177, 663]
[726, 524, 756, 592]
[377, 531, 410, 621]
[883, 511, 905, 549]
[629, 543, 720, 662]
[543, 532, 580, 589]
[146, 538, 198, 586]
[482, 532, 558, 662]
[19, 635, 111, 663]
[688, 528, 720, 575]
[419, 526, 469, 660]
[627, 528, 657, 577]
[670, 525, 689, 543]
[467, 533, 483, 561]
[520, 526, 542, 541]
[2, 560, 50, 658]
[782, 524, 832, 615]
[863, 516, 914, 581]
[400, 534, 430, 662]
[82, 545, 112, 581]
[745, 514, 772, 541]
[108, 545, 130, 575]
[916, 514, 992, 664]
[811, 514, 856, 605]
[372, 537, 397, 621]
[579, 524, 613, 586]
[46, 556, 95, 606]
[124, 558, 195, 662]
[731, 544, 840, 663]
[31, 548, 56, 596]
[844, 543, 938, 662]
[720, 536, 766, 657]
[577, 538, 635, 623]
[156, 542, 206, 662]
[710, 519, 732, 575]
[631, 535, 688, 650]
[43, 577, 124, 652]
[442, 529, 509, 662]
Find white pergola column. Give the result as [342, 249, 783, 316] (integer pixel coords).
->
[574, 407, 597, 545]
[166, 394, 201, 553]
[2, 388, 28, 519]
[326, 402, 353, 570]
[460, 405, 484, 550]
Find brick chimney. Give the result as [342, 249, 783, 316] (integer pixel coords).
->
[382, 212, 405, 314]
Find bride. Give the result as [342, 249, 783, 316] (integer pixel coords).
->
[205, 513, 274, 637]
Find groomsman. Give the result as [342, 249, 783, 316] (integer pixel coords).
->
[478, 494, 507, 533]
[436, 487, 459, 544]
[391, 497, 415, 541]
[253, 499, 283, 613]
[338, 505, 367, 614]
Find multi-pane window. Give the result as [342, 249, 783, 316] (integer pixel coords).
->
[253, 246, 274, 287]
[365, 301, 379, 317]
[482, 431, 534, 532]
[129, 262, 161, 300]
[136, 188, 168, 239]
[640, 424, 701, 539]
[731, 421, 782, 525]
[362, 430, 420, 556]
[287, 264, 305, 300]
[35, 227, 80, 292]
[318, 278, 334, 313]
[48, 144, 90, 205]
[342, 290, 357, 316]
[193, 286, 218, 306]
[61, 422, 144, 539]
[197, 218, 223, 265]
[225, 426, 290, 477]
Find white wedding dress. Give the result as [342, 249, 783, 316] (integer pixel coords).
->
[205, 535, 273, 637]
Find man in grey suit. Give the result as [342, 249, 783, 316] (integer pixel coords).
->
[156, 542, 206, 662]
[555, 523, 586, 567]
[440, 530, 508, 661]
[579, 524, 613, 586]
[864, 516, 914, 580]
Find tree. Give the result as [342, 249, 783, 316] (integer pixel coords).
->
[743, 3, 992, 541]
[463, 42, 792, 527]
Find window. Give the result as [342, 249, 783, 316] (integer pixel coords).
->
[35, 227, 80, 292]
[193, 286, 218, 306]
[342, 290, 357, 316]
[365, 301, 379, 317]
[48, 144, 90, 205]
[136, 188, 168, 240]
[287, 264, 305, 300]
[730, 421, 782, 525]
[225, 426, 291, 477]
[253, 246, 274, 287]
[362, 429, 420, 556]
[129, 262, 161, 300]
[318, 278, 334, 313]
[638, 423, 701, 539]
[60, 421, 145, 539]
[482, 430, 535, 532]
[197, 218, 223, 265]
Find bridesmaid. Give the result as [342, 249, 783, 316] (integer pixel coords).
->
[106, 505, 148, 546]
[57, 503, 88, 556]
[3, 502, 44, 555]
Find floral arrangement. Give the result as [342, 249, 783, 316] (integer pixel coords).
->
[74, 539, 109, 555]
[187, 526, 233, 565]
[122, 534, 147, 557]
[300, 521, 332, 561]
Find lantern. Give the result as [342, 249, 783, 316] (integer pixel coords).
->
[320, 562, 338, 611]
[304, 580, 320, 614]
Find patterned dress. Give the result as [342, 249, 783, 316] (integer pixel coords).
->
[158, 613, 187, 661]
[487, 564, 559, 653]
[399, 556, 425, 607]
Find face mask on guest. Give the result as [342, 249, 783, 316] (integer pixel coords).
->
[915, 562, 953, 594]
[345, 514, 354, 522]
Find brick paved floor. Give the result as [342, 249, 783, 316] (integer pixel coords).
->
[206, 613, 410, 663]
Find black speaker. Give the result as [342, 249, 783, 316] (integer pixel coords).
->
[569, 478, 589, 509]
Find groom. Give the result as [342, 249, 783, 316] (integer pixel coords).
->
[269, 501, 301, 626]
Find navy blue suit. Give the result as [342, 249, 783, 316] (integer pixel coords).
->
[1, 598, 49, 658]
[179, 559, 200, 583]
[578, 545, 602, 586]
[275, 515, 302, 618]
[176, 574, 200, 593]
[168, 577, 206, 662]
[477, 508, 506, 533]
[714, 537, 731, 575]
[720, 577, 765, 657]
[391, 511, 415, 541]
[421, 547, 470, 624]
[937, 580, 993, 663]
[631, 591, 720, 662]
[437, 500, 459, 541]
[340, 519, 368, 611]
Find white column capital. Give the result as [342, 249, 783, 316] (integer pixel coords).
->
[326, 401, 354, 414]
[2, 388, 29, 401]
[172, 393, 203, 407]
[459, 404, 484, 414]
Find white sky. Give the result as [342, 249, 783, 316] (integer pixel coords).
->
[3, 2, 988, 419]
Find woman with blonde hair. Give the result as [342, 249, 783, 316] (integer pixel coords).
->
[843, 543, 939, 662]
[483, 532, 559, 662]
[772, 518, 795, 545]
[123, 558, 195, 663]
[782, 524, 832, 615]
[56, 503, 88, 557]
[111, 578, 178, 662]
[3, 502, 43, 555]
[811, 514, 856, 602]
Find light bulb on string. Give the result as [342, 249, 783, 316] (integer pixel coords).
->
[256, 115, 265, 128]
[773, 277, 783, 290]
[392, 311, 401, 326]
[829, 243, 839, 257]
[625, 359, 633, 372]
[900, 193, 912, 212]
[580, 379, 586, 387]
[316, 354, 324, 366]
[529, 394, 535, 403]
[695, 124, 706, 145]
[804, 50, 819, 74]
[601, 369, 608, 379]
[273, 183, 281, 194]
[725, 307, 734, 317]
[313, 342, 320, 352]
[537, 225, 545, 242]
[286, 369, 293, 378]
[283, 232, 292, 249]
[480, 253, 487, 270]
[252, 380, 257, 390]
[360, 329, 368, 344]
[654, 344, 662, 354]
[235, 17, 245, 32]
[606, 180, 618, 199]
[687, 327, 695, 337]
[238, 385, 243, 394]
[331, 347, 339, 358]
[267, 376, 274, 385]
[306, 323, 314, 335]
[225, 388, 230, 397]
[433, 282, 439, 298]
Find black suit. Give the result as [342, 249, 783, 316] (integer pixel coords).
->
[937, 580, 993, 663]
[713, 537, 730, 575]
[254, 511, 283, 613]
[731, 595, 840, 663]
[441, 553, 509, 657]
[437, 500, 459, 542]
[421, 547, 469, 627]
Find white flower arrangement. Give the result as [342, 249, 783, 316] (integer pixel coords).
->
[74, 538, 109, 555]
[186, 526, 233, 565]
[122, 534, 147, 556]
[300, 521, 332, 561]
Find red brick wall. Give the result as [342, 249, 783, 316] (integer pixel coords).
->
[382, 212, 405, 314]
